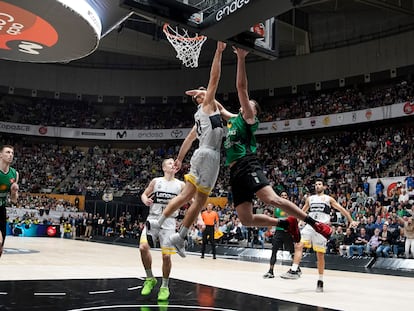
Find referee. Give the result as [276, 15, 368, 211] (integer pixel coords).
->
[200, 203, 219, 259]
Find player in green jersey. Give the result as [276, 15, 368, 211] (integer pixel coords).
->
[263, 192, 301, 279]
[223, 47, 333, 243]
[0, 145, 19, 257]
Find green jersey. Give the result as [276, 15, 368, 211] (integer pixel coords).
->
[0, 167, 17, 208]
[224, 113, 259, 166]
[274, 207, 288, 231]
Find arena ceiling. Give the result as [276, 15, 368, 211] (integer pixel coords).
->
[67, 0, 414, 70]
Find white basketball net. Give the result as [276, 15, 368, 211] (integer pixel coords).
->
[163, 24, 207, 68]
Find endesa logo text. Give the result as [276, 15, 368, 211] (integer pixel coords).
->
[215, 0, 250, 21]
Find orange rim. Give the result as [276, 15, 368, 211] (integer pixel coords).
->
[163, 23, 206, 42]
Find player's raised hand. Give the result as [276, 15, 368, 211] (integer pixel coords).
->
[233, 46, 249, 58]
[174, 159, 182, 173]
[217, 41, 226, 52]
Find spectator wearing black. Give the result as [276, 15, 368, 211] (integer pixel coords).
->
[349, 227, 370, 257]
[376, 223, 393, 257]
[392, 228, 406, 258]
[339, 227, 356, 257]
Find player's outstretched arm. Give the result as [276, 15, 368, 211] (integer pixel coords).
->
[234, 47, 255, 124]
[141, 178, 156, 206]
[174, 125, 197, 172]
[204, 41, 226, 112]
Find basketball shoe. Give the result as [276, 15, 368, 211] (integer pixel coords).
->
[146, 219, 161, 235]
[316, 280, 324, 292]
[169, 233, 186, 258]
[280, 268, 301, 280]
[141, 277, 157, 296]
[263, 272, 275, 279]
[158, 287, 170, 301]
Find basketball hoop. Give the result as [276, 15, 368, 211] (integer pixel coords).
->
[163, 23, 207, 68]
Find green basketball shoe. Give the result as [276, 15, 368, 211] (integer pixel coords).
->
[157, 286, 170, 301]
[141, 277, 157, 296]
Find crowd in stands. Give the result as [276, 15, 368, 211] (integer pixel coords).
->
[4, 123, 412, 203]
[327, 210, 414, 259]
[15, 143, 84, 194]
[0, 79, 413, 129]
[259, 79, 414, 121]
[1, 78, 414, 259]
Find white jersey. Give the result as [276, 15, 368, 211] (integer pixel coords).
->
[148, 177, 184, 230]
[307, 194, 332, 224]
[194, 105, 224, 150]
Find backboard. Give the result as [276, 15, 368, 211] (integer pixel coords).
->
[120, 0, 293, 60]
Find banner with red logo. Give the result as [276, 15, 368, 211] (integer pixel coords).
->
[367, 176, 408, 198]
[0, 102, 411, 141]
[0, 0, 131, 62]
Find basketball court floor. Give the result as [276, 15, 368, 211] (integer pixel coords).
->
[0, 237, 411, 310]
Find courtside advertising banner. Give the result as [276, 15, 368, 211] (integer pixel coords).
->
[0, 102, 411, 140]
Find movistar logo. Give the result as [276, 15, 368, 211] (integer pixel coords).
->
[215, 0, 250, 21]
[116, 131, 127, 139]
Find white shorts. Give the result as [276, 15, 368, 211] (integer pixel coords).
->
[185, 147, 220, 195]
[301, 224, 327, 253]
[140, 226, 176, 255]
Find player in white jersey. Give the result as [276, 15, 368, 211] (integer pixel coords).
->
[281, 178, 357, 293]
[186, 103, 224, 194]
[140, 158, 185, 301]
[146, 42, 227, 258]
